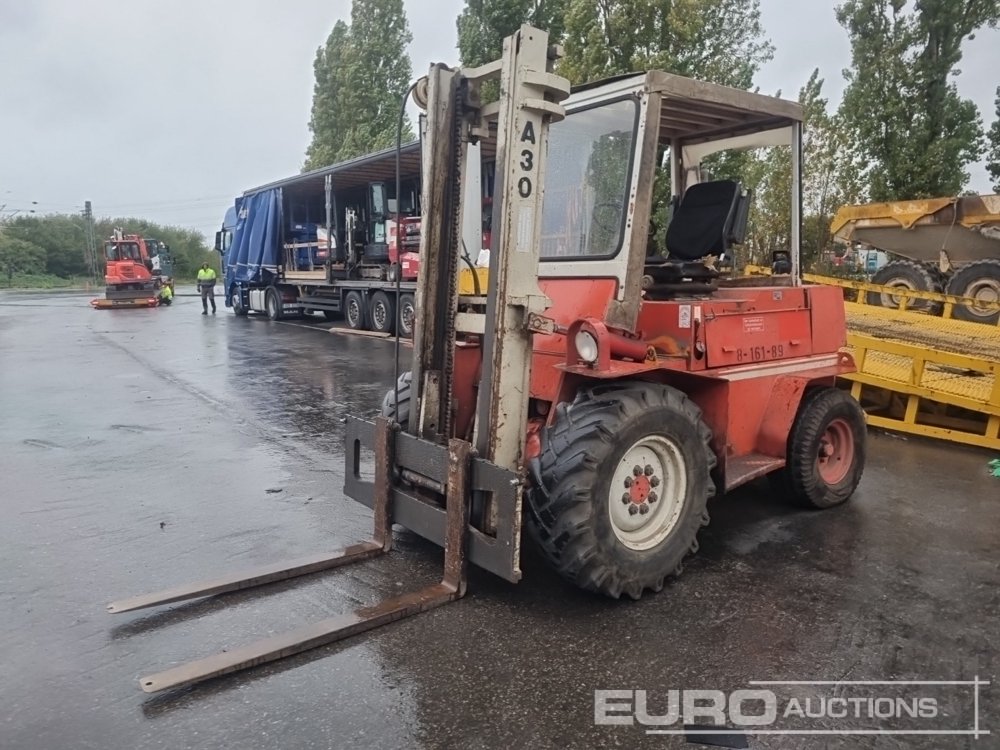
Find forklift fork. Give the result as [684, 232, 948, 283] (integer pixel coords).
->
[106, 418, 472, 694]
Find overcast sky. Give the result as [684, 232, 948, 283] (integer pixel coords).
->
[1, 0, 997, 244]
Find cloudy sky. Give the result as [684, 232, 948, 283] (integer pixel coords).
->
[1, 0, 997, 243]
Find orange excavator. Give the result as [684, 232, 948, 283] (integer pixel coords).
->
[91, 229, 174, 309]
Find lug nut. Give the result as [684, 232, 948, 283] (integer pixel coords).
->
[644, 464, 654, 476]
[624, 477, 633, 488]
[633, 465, 642, 477]
[639, 503, 650, 515]
[648, 491, 658, 504]
[628, 505, 639, 516]
[649, 476, 660, 487]
[621, 493, 631, 505]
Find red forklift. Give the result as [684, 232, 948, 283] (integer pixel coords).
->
[108, 25, 865, 692]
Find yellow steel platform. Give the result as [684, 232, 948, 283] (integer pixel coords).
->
[743, 265, 999, 448]
[841, 302, 999, 450]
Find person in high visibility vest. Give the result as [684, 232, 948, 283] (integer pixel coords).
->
[197, 262, 217, 314]
[158, 283, 173, 306]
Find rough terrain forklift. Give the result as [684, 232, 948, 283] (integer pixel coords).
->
[108, 25, 865, 693]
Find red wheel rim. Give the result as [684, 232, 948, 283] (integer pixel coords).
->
[817, 418, 853, 485]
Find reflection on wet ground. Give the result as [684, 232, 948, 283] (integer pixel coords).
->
[0, 289, 996, 749]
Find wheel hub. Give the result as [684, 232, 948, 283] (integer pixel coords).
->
[816, 418, 854, 485]
[968, 278, 1000, 312]
[609, 435, 687, 551]
[882, 278, 917, 307]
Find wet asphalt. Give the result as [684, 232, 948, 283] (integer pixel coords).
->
[0, 288, 996, 750]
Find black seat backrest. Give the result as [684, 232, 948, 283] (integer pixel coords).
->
[665, 180, 742, 261]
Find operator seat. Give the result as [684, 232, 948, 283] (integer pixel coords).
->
[643, 180, 752, 296]
[664, 180, 749, 262]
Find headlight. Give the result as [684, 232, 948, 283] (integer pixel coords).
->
[575, 330, 599, 364]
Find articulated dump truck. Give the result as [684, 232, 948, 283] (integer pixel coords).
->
[831, 194, 1000, 324]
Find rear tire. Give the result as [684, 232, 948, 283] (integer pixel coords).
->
[344, 290, 366, 330]
[867, 260, 941, 313]
[265, 287, 283, 321]
[770, 388, 866, 509]
[369, 291, 396, 334]
[526, 382, 716, 600]
[397, 293, 415, 339]
[945, 260, 1000, 325]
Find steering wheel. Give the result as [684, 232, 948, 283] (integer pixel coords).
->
[591, 201, 624, 234]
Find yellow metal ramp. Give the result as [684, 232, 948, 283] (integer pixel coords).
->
[842, 302, 999, 450]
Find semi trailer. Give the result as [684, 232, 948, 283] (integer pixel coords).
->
[216, 140, 492, 335]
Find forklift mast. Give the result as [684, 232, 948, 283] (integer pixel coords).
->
[410, 28, 569, 471]
[108, 24, 571, 694]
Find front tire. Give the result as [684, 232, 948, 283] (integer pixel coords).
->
[527, 382, 716, 600]
[231, 287, 248, 317]
[770, 388, 866, 509]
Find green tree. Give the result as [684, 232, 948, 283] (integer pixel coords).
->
[741, 71, 861, 269]
[305, 0, 415, 168]
[560, 0, 773, 87]
[457, 0, 568, 66]
[6, 215, 92, 278]
[837, 0, 998, 200]
[0, 233, 47, 285]
[305, 21, 351, 170]
[987, 86, 1000, 192]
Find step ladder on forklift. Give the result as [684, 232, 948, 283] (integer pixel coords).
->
[108, 25, 869, 694]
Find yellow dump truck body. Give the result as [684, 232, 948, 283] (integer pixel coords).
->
[831, 194, 1000, 266]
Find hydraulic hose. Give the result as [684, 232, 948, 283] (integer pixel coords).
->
[393, 79, 420, 426]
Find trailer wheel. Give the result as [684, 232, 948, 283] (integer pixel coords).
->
[867, 260, 941, 313]
[397, 293, 415, 339]
[526, 382, 715, 600]
[344, 291, 366, 330]
[369, 291, 396, 334]
[945, 260, 1000, 324]
[265, 287, 283, 321]
[380, 371, 412, 427]
[770, 388, 866, 509]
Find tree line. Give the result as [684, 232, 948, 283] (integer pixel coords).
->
[305, 0, 1000, 268]
[0, 213, 213, 286]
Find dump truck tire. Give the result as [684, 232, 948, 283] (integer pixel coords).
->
[380, 371, 412, 427]
[770, 387, 866, 509]
[526, 382, 715, 600]
[867, 260, 941, 313]
[945, 260, 1000, 325]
